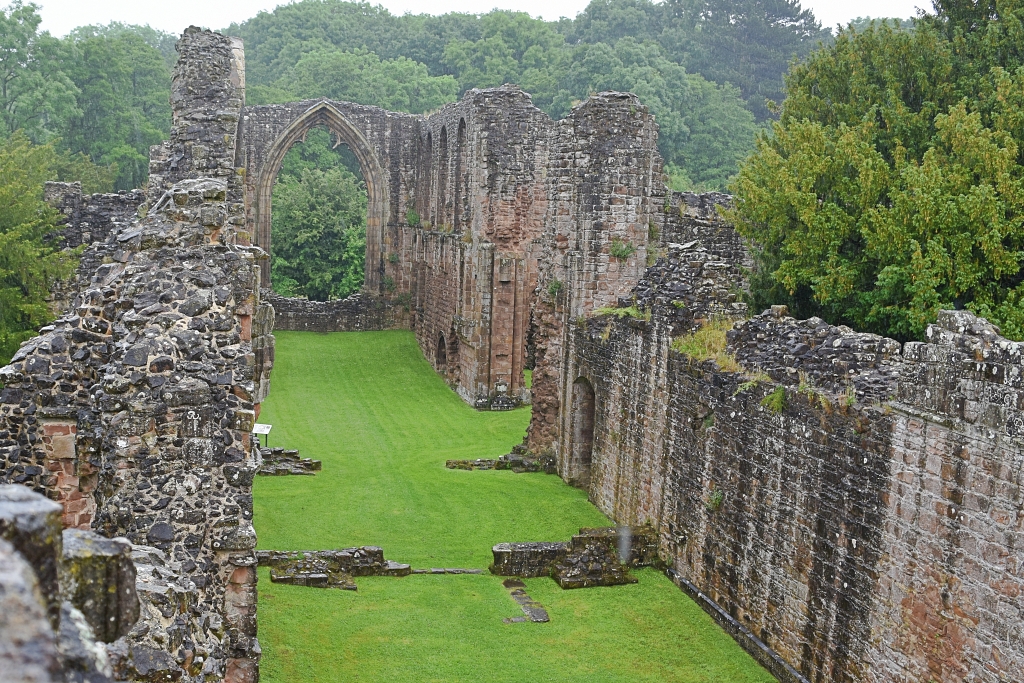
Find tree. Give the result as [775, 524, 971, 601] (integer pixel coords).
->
[442, 11, 570, 113]
[660, 0, 832, 120]
[60, 31, 171, 190]
[556, 38, 756, 190]
[68, 22, 178, 68]
[271, 128, 367, 300]
[0, 133, 78, 363]
[252, 48, 458, 114]
[0, 1, 78, 142]
[731, 10, 1024, 341]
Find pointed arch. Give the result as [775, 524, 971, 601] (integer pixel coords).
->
[455, 118, 468, 232]
[437, 126, 449, 228]
[570, 377, 596, 488]
[254, 101, 389, 291]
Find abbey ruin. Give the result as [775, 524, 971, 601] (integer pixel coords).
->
[1, 26, 1021, 683]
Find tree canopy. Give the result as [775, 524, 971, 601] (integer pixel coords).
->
[270, 128, 367, 301]
[0, 132, 79, 363]
[731, 2, 1024, 341]
[0, 2, 172, 191]
[230, 0, 810, 191]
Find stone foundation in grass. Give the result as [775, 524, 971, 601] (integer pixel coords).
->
[490, 525, 659, 587]
[257, 548, 411, 590]
[257, 447, 321, 476]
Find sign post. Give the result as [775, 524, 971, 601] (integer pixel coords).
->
[252, 423, 272, 448]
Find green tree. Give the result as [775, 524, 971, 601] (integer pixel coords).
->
[731, 9, 1024, 341]
[60, 31, 171, 190]
[68, 22, 178, 68]
[50, 148, 116, 193]
[0, 132, 79, 363]
[271, 128, 367, 300]
[252, 48, 458, 114]
[660, 0, 832, 120]
[556, 38, 757, 190]
[442, 11, 570, 112]
[0, 1, 79, 142]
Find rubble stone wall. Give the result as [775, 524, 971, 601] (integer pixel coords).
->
[2, 27, 267, 682]
[45, 182, 146, 250]
[263, 290, 401, 333]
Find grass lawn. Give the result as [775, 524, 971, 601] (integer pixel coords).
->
[255, 331, 773, 683]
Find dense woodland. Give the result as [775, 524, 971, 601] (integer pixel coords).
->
[1, 0, 1022, 363]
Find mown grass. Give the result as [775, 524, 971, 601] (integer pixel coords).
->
[255, 331, 773, 683]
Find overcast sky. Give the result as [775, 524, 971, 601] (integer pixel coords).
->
[36, 0, 931, 38]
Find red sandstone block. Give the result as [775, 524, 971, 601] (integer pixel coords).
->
[42, 423, 73, 436]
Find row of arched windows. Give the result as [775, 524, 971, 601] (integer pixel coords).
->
[415, 118, 469, 231]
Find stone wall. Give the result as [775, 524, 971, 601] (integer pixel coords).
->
[534, 208, 1024, 682]
[45, 182, 146, 250]
[1, 27, 268, 683]
[263, 290, 402, 333]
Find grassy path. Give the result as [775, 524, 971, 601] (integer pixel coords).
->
[255, 331, 773, 682]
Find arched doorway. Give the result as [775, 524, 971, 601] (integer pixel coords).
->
[570, 377, 596, 488]
[436, 333, 448, 372]
[254, 102, 388, 291]
[268, 126, 366, 301]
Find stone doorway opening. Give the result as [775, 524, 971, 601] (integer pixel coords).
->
[268, 125, 367, 302]
[436, 333, 447, 373]
[570, 377, 596, 489]
[252, 101, 388, 291]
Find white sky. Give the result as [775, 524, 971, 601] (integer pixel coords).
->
[35, 0, 931, 38]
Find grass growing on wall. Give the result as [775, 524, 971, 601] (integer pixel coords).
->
[255, 331, 774, 683]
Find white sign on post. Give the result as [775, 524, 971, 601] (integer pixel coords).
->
[252, 423, 272, 448]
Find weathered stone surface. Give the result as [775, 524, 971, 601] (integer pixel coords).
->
[56, 600, 114, 683]
[263, 290, 401, 333]
[256, 447, 320, 476]
[490, 542, 568, 578]
[729, 306, 902, 400]
[61, 529, 139, 643]
[2, 27, 266, 682]
[256, 547, 410, 590]
[0, 537, 61, 683]
[490, 526, 657, 583]
[537, 280, 1024, 680]
[552, 539, 638, 589]
[0, 484, 65, 625]
[501, 578, 549, 623]
[446, 449, 555, 473]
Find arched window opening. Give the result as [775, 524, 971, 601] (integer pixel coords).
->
[437, 126, 448, 228]
[416, 131, 432, 227]
[571, 377, 596, 489]
[454, 119, 468, 232]
[269, 125, 368, 302]
[436, 333, 448, 371]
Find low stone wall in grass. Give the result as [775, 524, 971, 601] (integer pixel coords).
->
[263, 289, 404, 333]
[256, 548, 411, 589]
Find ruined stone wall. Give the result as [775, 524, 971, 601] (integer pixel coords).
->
[263, 290, 402, 333]
[526, 93, 663, 447]
[45, 182, 146, 250]
[540, 205, 1024, 683]
[242, 86, 650, 408]
[1, 27, 269, 682]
